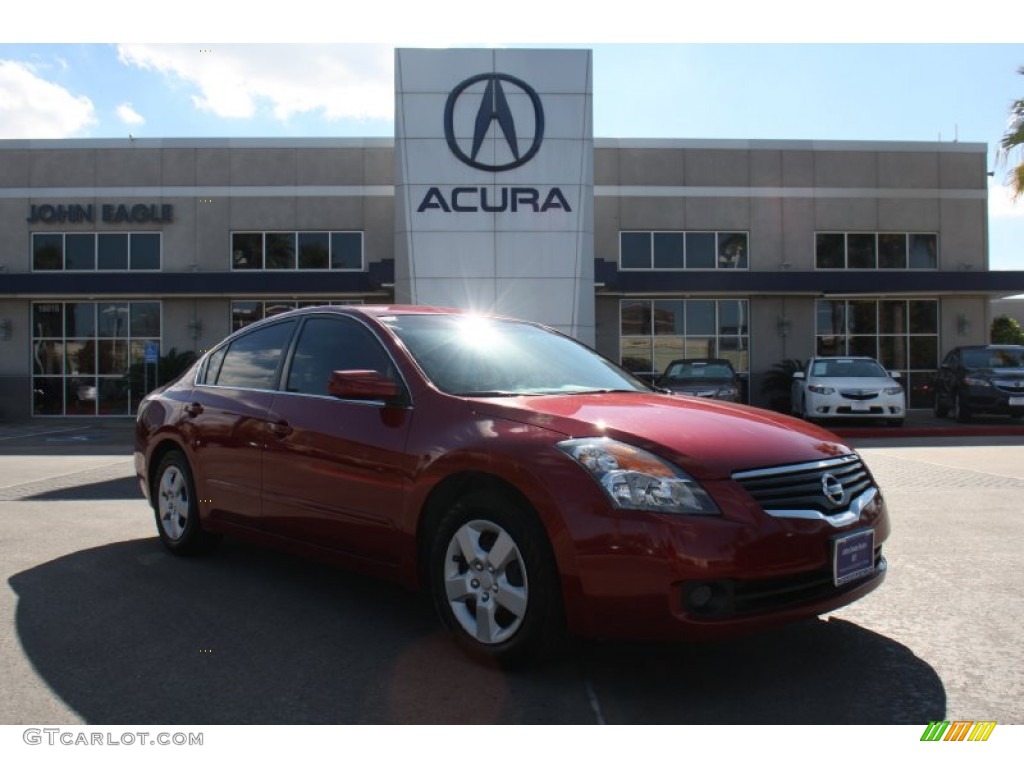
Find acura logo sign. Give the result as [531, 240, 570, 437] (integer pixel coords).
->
[443, 73, 545, 172]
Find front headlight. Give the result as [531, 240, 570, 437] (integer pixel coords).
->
[556, 438, 721, 515]
[884, 386, 903, 395]
[807, 385, 835, 395]
[963, 376, 991, 388]
[717, 386, 739, 399]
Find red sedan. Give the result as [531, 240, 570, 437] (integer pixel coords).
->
[135, 306, 889, 665]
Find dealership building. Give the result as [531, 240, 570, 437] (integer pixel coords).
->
[2, 47, 1023, 419]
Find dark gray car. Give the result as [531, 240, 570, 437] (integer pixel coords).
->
[656, 359, 742, 402]
[933, 345, 1024, 421]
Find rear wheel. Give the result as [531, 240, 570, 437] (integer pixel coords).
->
[153, 450, 220, 555]
[428, 489, 563, 666]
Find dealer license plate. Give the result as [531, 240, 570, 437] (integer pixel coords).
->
[833, 529, 875, 586]
[1009, 397, 1024, 406]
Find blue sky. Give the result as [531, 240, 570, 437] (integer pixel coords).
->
[2, 5, 1022, 271]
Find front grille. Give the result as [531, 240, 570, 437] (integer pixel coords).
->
[732, 454, 874, 515]
[840, 390, 879, 401]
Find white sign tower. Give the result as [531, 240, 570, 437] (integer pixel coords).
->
[394, 48, 595, 344]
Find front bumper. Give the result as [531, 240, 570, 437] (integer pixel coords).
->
[804, 392, 905, 420]
[560, 477, 890, 642]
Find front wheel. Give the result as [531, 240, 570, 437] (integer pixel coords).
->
[428, 490, 563, 666]
[933, 392, 949, 419]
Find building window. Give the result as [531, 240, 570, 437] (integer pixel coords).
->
[231, 231, 364, 270]
[229, 299, 365, 332]
[32, 233, 162, 271]
[619, 231, 749, 270]
[816, 298, 938, 408]
[815, 232, 938, 269]
[619, 298, 750, 375]
[31, 301, 161, 416]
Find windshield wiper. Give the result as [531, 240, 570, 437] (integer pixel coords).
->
[455, 390, 529, 397]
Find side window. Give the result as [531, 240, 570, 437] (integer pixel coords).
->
[200, 346, 227, 385]
[215, 320, 296, 390]
[286, 316, 395, 396]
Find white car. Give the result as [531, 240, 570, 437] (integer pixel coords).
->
[791, 356, 905, 427]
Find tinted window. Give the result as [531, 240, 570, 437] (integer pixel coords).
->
[98, 234, 128, 270]
[620, 232, 651, 269]
[131, 233, 161, 270]
[216, 321, 296, 390]
[286, 316, 395, 396]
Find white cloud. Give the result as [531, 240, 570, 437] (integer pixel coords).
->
[116, 102, 145, 126]
[989, 180, 1024, 219]
[116, 44, 394, 122]
[0, 60, 96, 138]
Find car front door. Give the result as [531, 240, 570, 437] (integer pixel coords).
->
[260, 314, 415, 567]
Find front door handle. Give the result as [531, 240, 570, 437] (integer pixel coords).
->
[267, 420, 293, 438]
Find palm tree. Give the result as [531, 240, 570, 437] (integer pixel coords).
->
[999, 66, 1024, 199]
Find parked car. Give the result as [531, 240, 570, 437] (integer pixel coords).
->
[656, 358, 743, 402]
[136, 306, 889, 665]
[791, 356, 906, 427]
[933, 344, 1024, 422]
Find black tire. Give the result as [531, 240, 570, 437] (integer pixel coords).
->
[952, 392, 972, 423]
[933, 392, 949, 419]
[152, 450, 220, 555]
[888, 419, 904, 428]
[427, 489, 563, 667]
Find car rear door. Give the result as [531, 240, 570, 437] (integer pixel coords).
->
[260, 314, 415, 566]
[185, 318, 297, 528]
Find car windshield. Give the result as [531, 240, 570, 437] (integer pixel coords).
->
[381, 314, 648, 396]
[811, 359, 888, 378]
[664, 362, 734, 379]
[962, 348, 1024, 369]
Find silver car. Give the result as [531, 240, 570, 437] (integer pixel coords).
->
[792, 356, 905, 427]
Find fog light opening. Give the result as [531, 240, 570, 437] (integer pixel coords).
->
[684, 581, 731, 615]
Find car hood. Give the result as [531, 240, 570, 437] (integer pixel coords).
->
[468, 391, 851, 479]
[806, 376, 897, 390]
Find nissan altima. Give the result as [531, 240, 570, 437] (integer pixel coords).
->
[135, 306, 889, 665]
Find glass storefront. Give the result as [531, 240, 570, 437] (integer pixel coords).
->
[816, 298, 939, 408]
[31, 301, 161, 416]
[619, 298, 750, 375]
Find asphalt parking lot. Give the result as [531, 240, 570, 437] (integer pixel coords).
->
[0, 418, 1022, 725]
